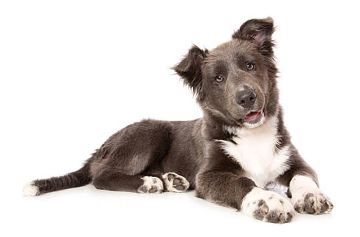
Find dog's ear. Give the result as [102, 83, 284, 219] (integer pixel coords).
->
[174, 45, 207, 100]
[232, 17, 274, 56]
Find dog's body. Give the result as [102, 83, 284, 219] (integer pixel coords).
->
[24, 18, 333, 223]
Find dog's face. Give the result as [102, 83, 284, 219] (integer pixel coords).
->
[175, 18, 279, 128]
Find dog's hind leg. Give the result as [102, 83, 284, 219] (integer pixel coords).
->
[93, 170, 164, 193]
[91, 120, 173, 176]
[90, 120, 174, 193]
[93, 171, 191, 194]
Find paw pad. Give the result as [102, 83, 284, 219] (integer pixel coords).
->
[242, 188, 295, 224]
[162, 172, 190, 192]
[293, 192, 333, 214]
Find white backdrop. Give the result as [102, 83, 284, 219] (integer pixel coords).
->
[1, 0, 359, 236]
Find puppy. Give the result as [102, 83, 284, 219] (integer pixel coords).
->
[24, 18, 333, 223]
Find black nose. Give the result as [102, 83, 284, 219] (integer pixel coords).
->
[236, 88, 257, 109]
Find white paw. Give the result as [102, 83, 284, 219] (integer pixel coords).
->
[162, 172, 190, 193]
[290, 175, 333, 214]
[241, 187, 295, 223]
[137, 176, 164, 194]
[292, 192, 333, 214]
[23, 182, 39, 196]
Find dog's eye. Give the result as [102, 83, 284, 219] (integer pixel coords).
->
[245, 62, 256, 71]
[215, 75, 225, 83]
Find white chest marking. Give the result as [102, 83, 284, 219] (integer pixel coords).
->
[218, 117, 291, 187]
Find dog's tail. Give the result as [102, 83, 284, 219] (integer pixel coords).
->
[23, 162, 92, 196]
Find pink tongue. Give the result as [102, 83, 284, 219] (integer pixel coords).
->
[244, 111, 261, 122]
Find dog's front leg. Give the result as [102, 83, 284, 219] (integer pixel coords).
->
[196, 146, 294, 223]
[277, 147, 334, 214]
[197, 171, 295, 223]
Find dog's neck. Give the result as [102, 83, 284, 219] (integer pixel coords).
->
[201, 111, 241, 141]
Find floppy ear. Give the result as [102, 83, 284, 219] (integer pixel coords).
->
[174, 45, 207, 100]
[232, 17, 274, 56]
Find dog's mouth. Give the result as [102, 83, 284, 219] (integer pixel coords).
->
[243, 110, 265, 128]
[244, 111, 262, 123]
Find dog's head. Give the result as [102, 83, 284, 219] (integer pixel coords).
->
[175, 18, 279, 128]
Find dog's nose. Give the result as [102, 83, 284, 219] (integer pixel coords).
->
[236, 88, 257, 109]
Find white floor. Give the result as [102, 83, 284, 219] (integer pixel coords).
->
[3, 180, 354, 237]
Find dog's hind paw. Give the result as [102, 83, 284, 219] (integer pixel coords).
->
[162, 172, 190, 192]
[138, 176, 164, 194]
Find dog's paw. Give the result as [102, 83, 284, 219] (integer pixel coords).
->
[241, 187, 295, 224]
[162, 172, 190, 192]
[292, 192, 333, 214]
[137, 176, 164, 194]
[289, 175, 333, 215]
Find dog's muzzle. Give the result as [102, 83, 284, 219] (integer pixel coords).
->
[235, 86, 257, 109]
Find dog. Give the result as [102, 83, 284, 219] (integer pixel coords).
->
[24, 17, 333, 223]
